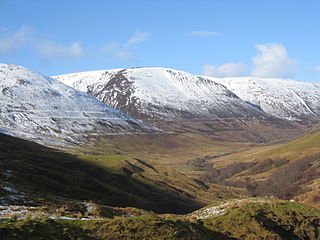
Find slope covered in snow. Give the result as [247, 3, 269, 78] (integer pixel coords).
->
[211, 77, 320, 121]
[53, 67, 267, 120]
[0, 64, 151, 144]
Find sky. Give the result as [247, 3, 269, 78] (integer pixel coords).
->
[1, 0, 320, 82]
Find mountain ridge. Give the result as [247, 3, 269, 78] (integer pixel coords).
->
[53, 67, 271, 121]
[0, 63, 153, 144]
[54, 67, 320, 122]
[207, 76, 320, 121]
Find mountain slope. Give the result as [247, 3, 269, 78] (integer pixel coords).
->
[0, 64, 151, 144]
[0, 133, 243, 213]
[211, 77, 320, 121]
[53, 67, 269, 121]
[202, 130, 320, 208]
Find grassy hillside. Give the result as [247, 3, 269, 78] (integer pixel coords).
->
[1, 199, 319, 240]
[215, 130, 320, 162]
[82, 132, 257, 180]
[78, 117, 311, 180]
[203, 200, 320, 240]
[0, 133, 243, 214]
[0, 217, 226, 240]
[201, 130, 320, 208]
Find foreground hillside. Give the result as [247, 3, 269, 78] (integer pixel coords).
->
[1, 199, 319, 240]
[0, 133, 243, 214]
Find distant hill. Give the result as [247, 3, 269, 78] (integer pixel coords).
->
[213, 76, 320, 121]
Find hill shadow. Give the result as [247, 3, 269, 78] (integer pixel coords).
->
[255, 210, 300, 240]
[0, 133, 203, 214]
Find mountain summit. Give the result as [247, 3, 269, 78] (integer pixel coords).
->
[54, 67, 320, 121]
[53, 67, 267, 121]
[210, 77, 320, 121]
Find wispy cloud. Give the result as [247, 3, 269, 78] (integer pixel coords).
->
[124, 31, 151, 48]
[116, 50, 134, 60]
[0, 25, 34, 54]
[312, 65, 320, 74]
[203, 62, 247, 77]
[0, 25, 85, 61]
[252, 43, 298, 78]
[35, 40, 84, 59]
[100, 42, 119, 54]
[186, 31, 225, 37]
[100, 31, 151, 60]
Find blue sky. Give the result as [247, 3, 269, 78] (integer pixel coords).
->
[1, 0, 320, 82]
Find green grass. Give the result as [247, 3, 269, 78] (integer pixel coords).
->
[0, 133, 244, 214]
[76, 154, 129, 169]
[1, 200, 319, 240]
[0, 217, 229, 240]
[203, 201, 320, 240]
[200, 130, 320, 208]
[214, 130, 320, 166]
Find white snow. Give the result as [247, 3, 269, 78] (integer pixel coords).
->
[0, 205, 103, 220]
[210, 76, 320, 120]
[49, 216, 103, 220]
[54, 67, 320, 121]
[53, 67, 266, 120]
[53, 69, 121, 93]
[192, 198, 271, 219]
[2, 186, 18, 194]
[0, 63, 152, 144]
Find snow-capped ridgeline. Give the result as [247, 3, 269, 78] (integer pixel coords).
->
[54, 67, 320, 121]
[54, 67, 267, 120]
[211, 77, 320, 120]
[53, 69, 121, 93]
[0, 64, 151, 143]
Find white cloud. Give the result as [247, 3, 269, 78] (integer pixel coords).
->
[0, 25, 85, 60]
[312, 65, 320, 73]
[0, 25, 33, 54]
[203, 62, 247, 77]
[116, 50, 134, 60]
[100, 42, 118, 54]
[124, 31, 150, 48]
[100, 31, 150, 61]
[35, 40, 84, 59]
[252, 43, 298, 78]
[186, 31, 225, 37]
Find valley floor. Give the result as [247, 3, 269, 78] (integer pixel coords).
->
[1, 121, 320, 239]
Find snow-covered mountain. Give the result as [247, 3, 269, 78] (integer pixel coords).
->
[211, 77, 320, 121]
[53, 67, 267, 120]
[0, 64, 152, 144]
